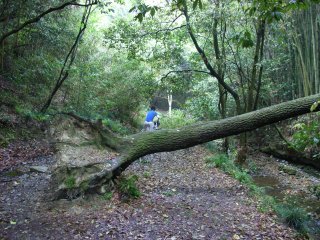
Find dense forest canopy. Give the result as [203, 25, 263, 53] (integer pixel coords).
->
[0, 0, 319, 119]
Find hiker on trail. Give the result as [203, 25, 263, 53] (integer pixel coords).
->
[144, 106, 159, 131]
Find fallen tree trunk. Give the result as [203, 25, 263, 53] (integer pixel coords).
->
[51, 94, 320, 199]
[261, 144, 320, 170]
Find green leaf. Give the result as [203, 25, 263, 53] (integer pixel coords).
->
[150, 8, 156, 17]
[193, 0, 199, 10]
[129, 6, 136, 13]
[136, 13, 143, 23]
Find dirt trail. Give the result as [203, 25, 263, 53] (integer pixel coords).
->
[0, 145, 299, 239]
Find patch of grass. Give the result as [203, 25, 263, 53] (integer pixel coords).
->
[101, 191, 113, 201]
[0, 128, 16, 147]
[139, 158, 151, 164]
[64, 176, 76, 189]
[204, 141, 221, 153]
[233, 170, 252, 185]
[205, 154, 272, 211]
[257, 195, 276, 213]
[15, 105, 50, 122]
[207, 153, 311, 236]
[275, 204, 309, 232]
[118, 175, 141, 199]
[206, 154, 228, 167]
[206, 154, 236, 174]
[308, 184, 320, 199]
[143, 171, 151, 178]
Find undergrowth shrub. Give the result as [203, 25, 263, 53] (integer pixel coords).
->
[64, 176, 76, 189]
[275, 204, 309, 232]
[15, 105, 50, 122]
[291, 119, 320, 157]
[160, 109, 196, 129]
[102, 118, 130, 135]
[207, 153, 310, 234]
[101, 191, 113, 201]
[118, 175, 141, 199]
[205, 154, 234, 173]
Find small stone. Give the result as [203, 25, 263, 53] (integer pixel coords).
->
[30, 166, 48, 173]
[233, 234, 240, 240]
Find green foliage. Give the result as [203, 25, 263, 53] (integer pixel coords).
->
[206, 154, 276, 212]
[139, 158, 151, 165]
[232, 29, 254, 48]
[160, 110, 196, 129]
[205, 154, 236, 173]
[101, 191, 113, 201]
[257, 195, 277, 213]
[204, 141, 221, 153]
[308, 184, 320, 199]
[118, 175, 141, 199]
[143, 171, 151, 178]
[129, 4, 159, 22]
[275, 204, 309, 232]
[64, 176, 76, 189]
[15, 106, 49, 122]
[291, 121, 320, 153]
[234, 170, 252, 185]
[206, 154, 228, 167]
[0, 128, 16, 147]
[102, 118, 130, 135]
[185, 78, 220, 120]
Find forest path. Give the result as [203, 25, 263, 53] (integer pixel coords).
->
[0, 144, 299, 239]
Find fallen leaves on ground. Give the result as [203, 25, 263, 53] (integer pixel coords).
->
[0, 145, 303, 239]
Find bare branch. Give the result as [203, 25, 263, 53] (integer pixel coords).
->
[139, 25, 186, 38]
[160, 69, 211, 81]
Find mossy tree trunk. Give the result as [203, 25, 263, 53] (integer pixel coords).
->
[52, 94, 320, 199]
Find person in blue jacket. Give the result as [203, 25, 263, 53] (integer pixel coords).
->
[144, 106, 158, 131]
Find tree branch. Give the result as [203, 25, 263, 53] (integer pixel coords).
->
[160, 69, 211, 81]
[41, 0, 94, 112]
[181, 3, 241, 113]
[0, 0, 98, 44]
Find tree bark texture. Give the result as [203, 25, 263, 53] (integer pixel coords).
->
[51, 94, 320, 199]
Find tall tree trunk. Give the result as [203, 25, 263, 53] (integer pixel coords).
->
[248, 19, 266, 112]
[167, 89, 172, 117]
[212, 4, 229, 153]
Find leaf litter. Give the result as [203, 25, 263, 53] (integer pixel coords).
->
[0, 143, 303, 239]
